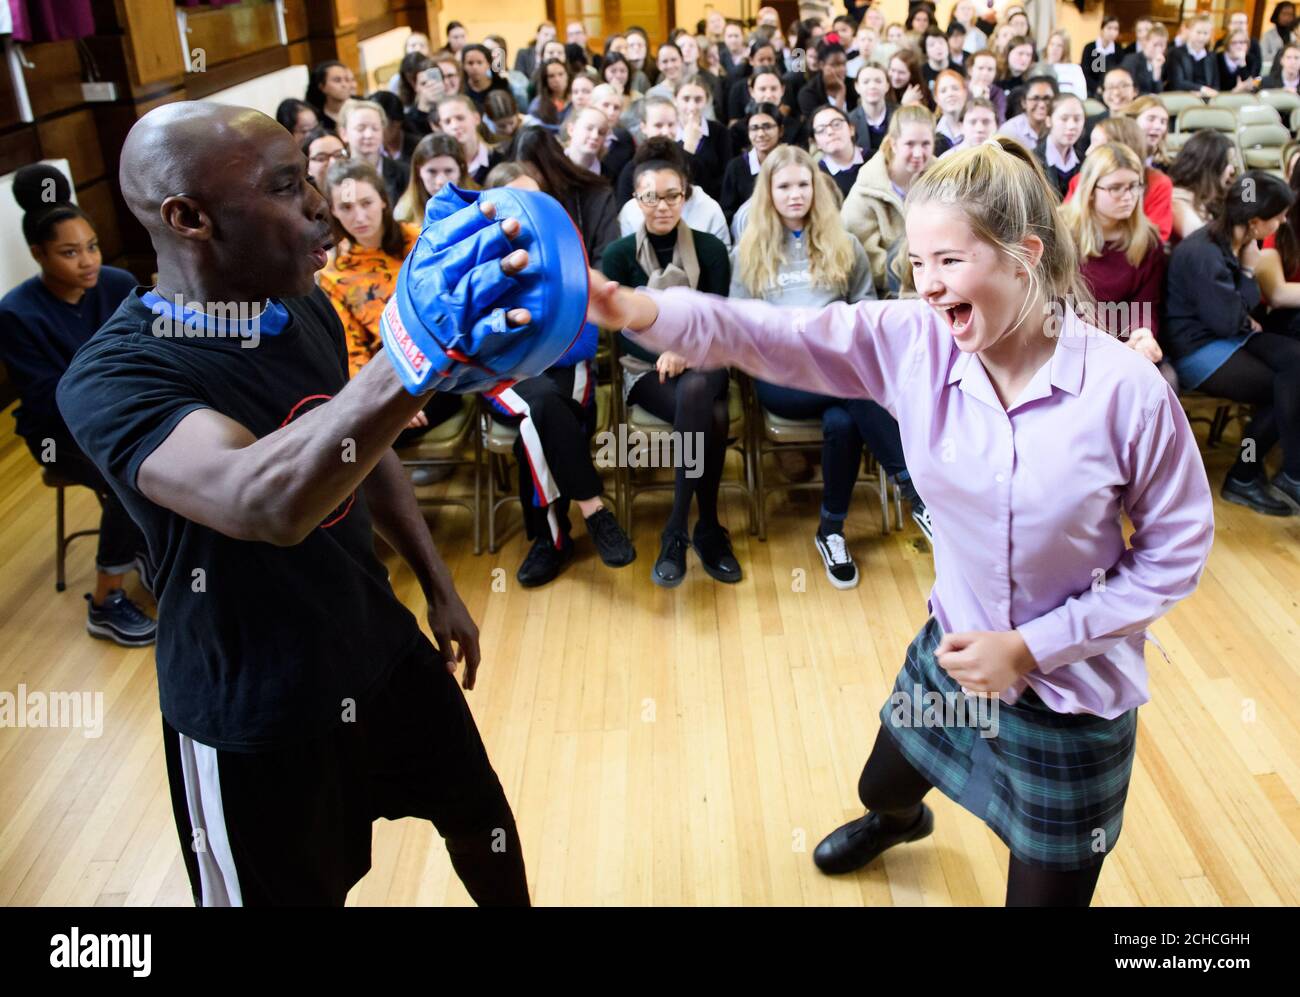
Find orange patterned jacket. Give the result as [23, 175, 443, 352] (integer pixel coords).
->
[317, 223, 420, 378]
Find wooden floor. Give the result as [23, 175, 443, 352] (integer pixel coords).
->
[2, 410, 1299, 907]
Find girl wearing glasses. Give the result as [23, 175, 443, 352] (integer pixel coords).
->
[810, 105, 867, 198]
[300, 127, 348, 192]
[599, 137, 738, 588]
[1064, 114, 1173, 243]
[720, 102, 783, 223]
[1061, 143, 1168, 382]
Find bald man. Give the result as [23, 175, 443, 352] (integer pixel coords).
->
[56, 102, 530, 906]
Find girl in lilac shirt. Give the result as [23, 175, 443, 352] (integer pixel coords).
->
[586, 138, 1214, 905]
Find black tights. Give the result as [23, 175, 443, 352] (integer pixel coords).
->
[1197, 332, 1300, 480]
[627, 368, 730, 535]
[855, 727, 1105, 907]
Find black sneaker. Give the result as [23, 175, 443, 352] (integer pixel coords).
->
[133, 554, 156, 599]
[692, 523, 742, 584]
[812, 804, 935, 875]
[1222, 475, 1294, 517]
[1270, 472, 1300, 513]
[85, 589, 156, 647]
[814, 530, 859, 589]
[585, 507, 636, 567]
[653, 530, 691, 588]
[516, 535, 575, 588]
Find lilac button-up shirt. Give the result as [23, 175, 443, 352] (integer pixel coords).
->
[630, 290, 1214, 719]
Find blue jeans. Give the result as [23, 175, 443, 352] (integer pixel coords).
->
[754, 381, 908, 523]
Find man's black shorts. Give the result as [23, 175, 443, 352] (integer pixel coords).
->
[163, 644, 510, 906]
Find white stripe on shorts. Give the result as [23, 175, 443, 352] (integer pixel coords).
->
[176, 731, 243, 906]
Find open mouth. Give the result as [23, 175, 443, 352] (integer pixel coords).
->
[941, 302, 973, 334]
[309, 236, 334, 268]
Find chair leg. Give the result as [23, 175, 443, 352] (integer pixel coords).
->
[755, 440, 768, 542]
[1210, 404, 1230, 448]
[878, 464, 889, 535]
[488, 452, 499, 554]
[473, 429, 483, 556]
[55, 484, 67, 592]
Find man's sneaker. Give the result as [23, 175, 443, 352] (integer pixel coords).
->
[85, 590, 156, 647]
[585, 507, 636, 567]
[653, 530, 691, 588]
[516, 535, 575, 587]
[692, 523, 742, 584]
[1222, 475, 1294, 517]
[814, 530, 859, 589]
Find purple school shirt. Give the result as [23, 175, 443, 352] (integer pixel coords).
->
[631, 290, 1214, 719]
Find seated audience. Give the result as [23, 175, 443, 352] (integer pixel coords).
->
[276, 98, 319, 144]
[599, 139, 738, 588]
[1164, 172, 1300, 516]
[338, 98, 409, 203]
[0, 165, 154, 646]
[812, 104, 867, 197]
[841, 104, 936, 294]
[1034, 93, 1084, 198]
[1061, 143, 1170, 385]
[1169, 16, 1221, 95]
[394, 132, 474, 224]
[733, 145, 927, 580]
[1121, 22, 1169, 94]
[483, 135, 636, 587]
[849, 63, 894, 155]
[436, 95, 502, 184]
[1168, 130, 1237, 242]
[720, 102, 783, 222]
[1066, 114, 1174, 242]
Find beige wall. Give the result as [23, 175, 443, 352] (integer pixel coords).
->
[677, 1, 1100, 39]
[438, 0, 1102, 59]
[437, 0, 548, 60]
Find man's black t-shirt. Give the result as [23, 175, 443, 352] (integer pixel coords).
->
[56, 288, 429, 751]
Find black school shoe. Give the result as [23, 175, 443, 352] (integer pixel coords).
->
[85, 589, 157, 647]
[812, 803, 935, 875]
[653, 530, 690, 588]
[1221, 475, 1294, 517]
[516, 535, 575, 588]
[1270, 472, 1300, 513]
[585, 507, 636, 567]
[692, 523, 742, 584]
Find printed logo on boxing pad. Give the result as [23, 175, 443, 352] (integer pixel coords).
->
[382, 298, 430, 381]
[280, 394, 355, 529]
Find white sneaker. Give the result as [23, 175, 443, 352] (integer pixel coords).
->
[814, 530, 859, 589]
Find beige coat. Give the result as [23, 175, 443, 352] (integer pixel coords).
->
[840, 148, 906, 295]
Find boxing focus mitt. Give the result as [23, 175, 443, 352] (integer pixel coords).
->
[380, 183, 590, 394]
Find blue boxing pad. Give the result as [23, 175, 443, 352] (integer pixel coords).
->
[380, 183, 590, 394]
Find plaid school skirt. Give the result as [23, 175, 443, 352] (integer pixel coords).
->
[878, 617, 1139, 872]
